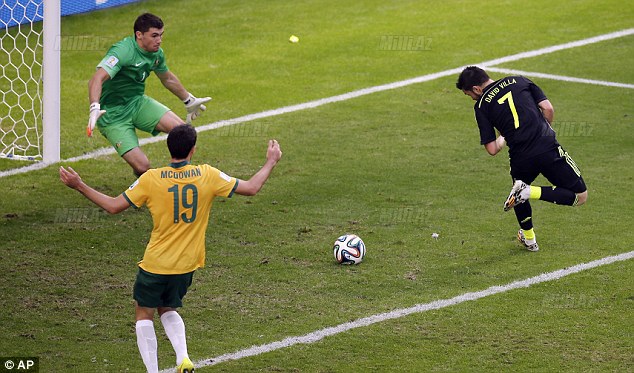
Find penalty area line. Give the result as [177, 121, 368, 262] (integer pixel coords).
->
[485, 67, 634, 89]
[158, 250, 634, 372]
[1, 27, 633, 180]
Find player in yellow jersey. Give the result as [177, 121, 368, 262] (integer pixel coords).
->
[59, 125, 282, 373]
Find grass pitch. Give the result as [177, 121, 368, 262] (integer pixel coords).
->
[0, 0, 632, 371]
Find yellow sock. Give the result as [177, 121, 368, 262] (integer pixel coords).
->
[529, 186, 541, 200]
[523, 228, 535, 241]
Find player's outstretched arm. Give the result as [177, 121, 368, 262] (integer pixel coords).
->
[156, 70, 189, 100]
[86, 68, 109, 137]
[155, 71, 212, 124]
[59, 166, 130, 214]
[156, 71, 212, 124]
[235, 140, 282, 196]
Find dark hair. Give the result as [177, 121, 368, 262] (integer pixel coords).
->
[167, 124, 197, 159]
[456, 66, 490, 90]
[134, 13, 164, 34]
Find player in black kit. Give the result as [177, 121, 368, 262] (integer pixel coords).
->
[456, 66, 588, 252]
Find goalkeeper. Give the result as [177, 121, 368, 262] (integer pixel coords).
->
[88, 13, 210, 176]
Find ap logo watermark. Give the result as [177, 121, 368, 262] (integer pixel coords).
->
[1, 357, 39, 372]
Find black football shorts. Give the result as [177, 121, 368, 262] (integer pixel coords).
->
[510, 146, 587, 193]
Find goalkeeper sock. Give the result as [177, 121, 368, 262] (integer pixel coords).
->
[161, 311, 189, 366]
[136, 320, 159, 373]
[538, 186, 577, 206]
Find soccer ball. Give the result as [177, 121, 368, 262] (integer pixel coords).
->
[333, 234, 366, 265]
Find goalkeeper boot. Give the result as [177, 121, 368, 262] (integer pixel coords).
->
[177, 357, 194, 373]
[504, 180, 530, 211]
[517, 229, 539, 252]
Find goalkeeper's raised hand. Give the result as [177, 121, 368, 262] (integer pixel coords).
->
[183, 93, 212, 124]
[87, 102, 106, 137]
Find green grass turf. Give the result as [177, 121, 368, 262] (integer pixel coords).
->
[0, 0, 633, 371]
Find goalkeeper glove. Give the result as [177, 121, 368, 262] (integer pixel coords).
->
[183, 93, 212, 124]
[87, 102, 106, 137]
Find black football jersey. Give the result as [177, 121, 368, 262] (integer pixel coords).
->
[474, 76, 558, 161]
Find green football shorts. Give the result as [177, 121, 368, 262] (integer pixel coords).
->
[97, 95, 171, 156]
[133, 268, 194, 308]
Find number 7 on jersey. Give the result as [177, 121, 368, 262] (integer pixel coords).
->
[497, 91, 520, 128]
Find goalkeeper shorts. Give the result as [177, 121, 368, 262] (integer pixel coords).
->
[97, 95, 171, 157]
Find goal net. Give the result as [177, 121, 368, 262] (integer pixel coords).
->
[0, 0, 59, 162]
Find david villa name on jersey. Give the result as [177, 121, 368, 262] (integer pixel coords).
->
[484, 78, 517, 103]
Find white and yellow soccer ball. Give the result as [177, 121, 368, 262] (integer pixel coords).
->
[333, 234, 366, 265]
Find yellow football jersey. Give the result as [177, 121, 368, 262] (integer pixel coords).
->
[123, 161, 237, 274]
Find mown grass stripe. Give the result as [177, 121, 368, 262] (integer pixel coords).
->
[169, 250, 633, 371]
[1, 28, 632, 179]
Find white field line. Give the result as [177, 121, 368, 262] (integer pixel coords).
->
[1, 28, 633, 180]
[485, 67, 634, 89]
[156, 250, 633, 372]
[479, 28, 634, 67]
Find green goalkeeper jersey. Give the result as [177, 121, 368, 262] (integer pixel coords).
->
[97, 36, 169, 106]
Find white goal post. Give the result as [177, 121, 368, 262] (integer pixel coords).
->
[43, 0, 61, 163]
[0, 0, 59, 162]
